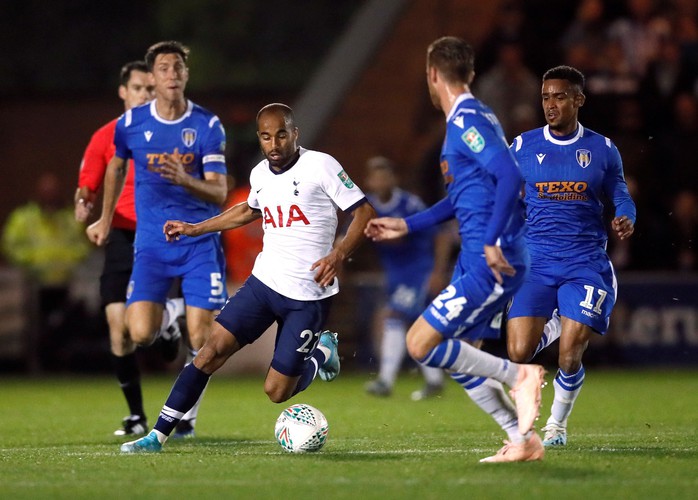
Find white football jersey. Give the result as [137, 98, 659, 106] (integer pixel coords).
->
[247, 147, 366, 300]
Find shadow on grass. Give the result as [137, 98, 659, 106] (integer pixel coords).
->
[163, 437, 409, 461]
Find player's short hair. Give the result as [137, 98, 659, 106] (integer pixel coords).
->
[145, 41, 190, 70]
[427, 36, 475, 84]
[257, 103, 295, 128]
[366, 156, 395, 174]
[119, 61, 148, 86]
[543, 65, 586, 92]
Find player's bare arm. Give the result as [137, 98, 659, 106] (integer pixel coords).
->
[484, 244, 516, 285]
[164, 201, 262, 242]
[74, 186, 96, 222]
[364, 216, 409, 242]
[612, 215, 634, 240]
[158, 148, 227, 205]
[312, 201, 377, 287]
[86, 156, 128, 246]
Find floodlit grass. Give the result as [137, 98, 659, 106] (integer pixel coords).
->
[2, 369, 697, 499]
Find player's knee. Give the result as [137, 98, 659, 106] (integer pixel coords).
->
[507, 340, 534, 363]
[406, 335, 430, 362]
[129, 326, 157, 347]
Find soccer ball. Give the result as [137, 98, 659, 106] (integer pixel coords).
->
[274, 403, 329, 453]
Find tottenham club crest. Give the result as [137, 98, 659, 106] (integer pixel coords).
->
[181, 128, 197, 147]
[576, 149, 591, 168]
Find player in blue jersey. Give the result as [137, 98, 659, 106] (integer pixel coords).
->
[87, 41, 229, 439]
[365, 36, 546, 463]
[506, 65, 636, 447]
[119, 103, 376, 454]
[362, 156, 448, 400]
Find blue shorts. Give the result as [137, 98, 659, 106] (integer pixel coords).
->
[423, 247, 529, 341]
[215, 275, 332, 377]
[385, 275, 430, 322]
[127, 235, 227, 310]
[507, 252, 617, 334]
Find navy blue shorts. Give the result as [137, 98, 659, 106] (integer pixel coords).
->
[216, 275, 332, 377]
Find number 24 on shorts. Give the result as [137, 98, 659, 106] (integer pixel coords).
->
[433, 285, 467, 321]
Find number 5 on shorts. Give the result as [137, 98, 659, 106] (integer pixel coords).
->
[210, 272, 224, 296]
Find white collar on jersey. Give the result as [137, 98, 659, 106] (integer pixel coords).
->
[445, 93, 475, 122]
[149, 99, 194, 124]
[543, 123, 584, 145]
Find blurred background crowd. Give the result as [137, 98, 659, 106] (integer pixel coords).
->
[0, 0, 696, 373]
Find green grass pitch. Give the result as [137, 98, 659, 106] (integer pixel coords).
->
[2, 369, 697, 499]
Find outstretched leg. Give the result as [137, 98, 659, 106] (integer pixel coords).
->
[407, 317, 545, 435]
[120, 322, 240, 453]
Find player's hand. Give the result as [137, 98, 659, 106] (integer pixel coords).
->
[158, 148, 190, 186]
[86, 218, 110, 246]
[483, 244, 516, 285]
[74, 199, 93, 222]
[310, 248, 345, 288]
[612, 215, 634, 240]
[74, 187, 95, 222]
[164, 220, 196, 242]
[364, 217, 408, 241]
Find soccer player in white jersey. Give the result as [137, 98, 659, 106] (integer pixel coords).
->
[506, 65, 636, 447]
[120, 103, 376, 453]
[365, 36, 546, 463]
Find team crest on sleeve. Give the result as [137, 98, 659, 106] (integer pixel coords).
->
[337, 169, 355, 188]
[461, 126, 485, 153]
[576, 149, 592, 168]
[181, 128, 197, 147]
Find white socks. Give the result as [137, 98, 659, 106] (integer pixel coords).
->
[159, 297, 185, 335]
[533, 310, 562, 358]
[377, 317, 408, 385]
[548, 366, 585, 427]
[439, 340, 519, 388]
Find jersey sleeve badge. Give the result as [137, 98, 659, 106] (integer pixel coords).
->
[462, 126, 485, 153]
[337, 169, 355, 189]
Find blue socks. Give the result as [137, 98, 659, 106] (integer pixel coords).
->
[154, 363, 211, 436]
